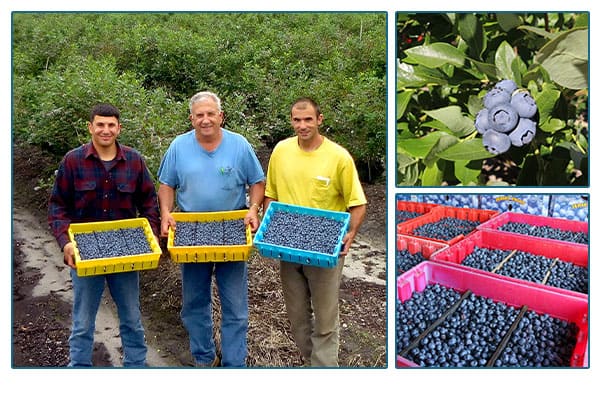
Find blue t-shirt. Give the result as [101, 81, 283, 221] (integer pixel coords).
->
[158, 129, 265, 212]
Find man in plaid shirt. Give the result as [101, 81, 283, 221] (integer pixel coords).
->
[48, 103, 160, 367]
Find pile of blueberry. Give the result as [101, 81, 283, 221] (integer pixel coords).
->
[412, 217, 479, 241]
[498, 221, 589, 245]
[74, 227, 152, 260]
[461, 246, 588, 294]
[396, 249, 426, 275]
[396, 284, 462, 355]
[397, 285, 579, 367]
[261, 210, 345, 255]
[494, 312, 578, 367]
[174, 219, 247, 246]
[475, 79, 538, 155]
[397, 210, 423, 224]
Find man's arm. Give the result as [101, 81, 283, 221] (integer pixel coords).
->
[341, 203, 367, 256]
[158, 183, 176, 237]
[245, 180, 265, 232]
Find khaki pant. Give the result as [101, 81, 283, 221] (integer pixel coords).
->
[279, 257, 344, 367]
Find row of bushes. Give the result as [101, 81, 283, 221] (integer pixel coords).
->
[12, 12, 387, 182]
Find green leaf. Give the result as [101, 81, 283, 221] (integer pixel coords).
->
[535, 27, 588, 90]
[458, 13, 486, 58]
[454, 159, 482, 184]
[404, 42, 466, 68]
[396, 152, 420, 186]
[540, 117, 566, 133]
[424, 106, 474, 137]
[424, 133, 459, 167]
[397, 61, 447, 88]
[494, 41, 517, 81]
[518, 25, 559, 40]
[421, 162, 444, 186]
[396, 90, 413, 119]
[534, 83, 561, 125]
[437, 138, 492, 161]
[497, 14, 522, 32]
[397, 131, 442, 158]
[469, 59, 498, 79]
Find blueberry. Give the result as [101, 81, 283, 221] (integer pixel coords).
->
[488, 103, 519, 133]
[482, 129, 511, 155]
[483, 87, 511, 109]
[511, 90, 537, 118]
[474, 108, 490, 134]
[495, 79, 518, 94]
[508, 117, 536, 146]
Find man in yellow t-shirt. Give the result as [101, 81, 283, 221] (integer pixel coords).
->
[264, 97, 367, 367]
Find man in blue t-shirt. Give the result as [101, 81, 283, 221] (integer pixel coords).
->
[158, 91, 265, 367]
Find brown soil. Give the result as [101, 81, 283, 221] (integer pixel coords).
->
[11, 142, 387, 368]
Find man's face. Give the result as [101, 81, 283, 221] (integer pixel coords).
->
[291, 103, 323, 142]
[189, 98, 224, 138]
[88, 115, 121, 148]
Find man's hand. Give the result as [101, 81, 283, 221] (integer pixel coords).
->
[160, 212, 176, 237]
[63, 242, 76, 270]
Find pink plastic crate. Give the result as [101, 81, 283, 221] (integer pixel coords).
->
[477, 212, 588, 246]
[396, 261, 589, 368]
[397, 234, 448, 259]
[431, 229, 588, 297]
[397, 205, 499, 245]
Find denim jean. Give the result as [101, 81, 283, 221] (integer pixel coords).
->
[279, 257, 345, 367]
[69, 269, 147, 367]
[180, 261, 248, 367]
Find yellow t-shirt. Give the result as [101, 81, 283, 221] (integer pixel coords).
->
[265, 136, 367, 212]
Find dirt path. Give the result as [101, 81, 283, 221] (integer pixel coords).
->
[12, 205, 178, 367]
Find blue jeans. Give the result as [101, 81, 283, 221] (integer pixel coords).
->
[180, 261, 248, 367]
[69, 270, 147, 367]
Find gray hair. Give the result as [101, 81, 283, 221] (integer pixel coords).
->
[189, 91, 222, 113]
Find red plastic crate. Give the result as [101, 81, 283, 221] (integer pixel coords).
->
[396, 261, 588, 368]
[477, 212, 588, 246]
[397, 205, 499, 245]
[396, 200, 439, 214]
[431, 229, 588, 297]
[397, 234, 448, 259]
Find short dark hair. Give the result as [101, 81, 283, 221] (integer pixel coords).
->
[90, 103, 120, 123]
[291, 97, 321, 117]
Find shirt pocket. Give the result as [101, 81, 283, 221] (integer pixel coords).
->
[115, 179, 136, 212]
[73, 180, 97, 218]
[310, 175, 333, 204]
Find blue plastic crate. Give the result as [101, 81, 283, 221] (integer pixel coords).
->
[254, 201, 350, 268]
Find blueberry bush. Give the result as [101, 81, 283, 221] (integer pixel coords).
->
[12, 12, 386, 183]
[396, 13, 588, 186]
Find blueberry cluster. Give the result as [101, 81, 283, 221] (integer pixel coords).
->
[397, 285, 579, 367]
[412, 217, 479, 241]
[397, 210, 423, 224]
[261, 210, 345, 255]
[174, 219, 247, 246]
[462, 247, 588, 294]
[396, 284, 462, 355]
[494, 312, 578, 367]
[475, 79, 537, 155]
[396, 249, 426, 275]
[74, 227, 152, 260]
[498, 222, 589, 244]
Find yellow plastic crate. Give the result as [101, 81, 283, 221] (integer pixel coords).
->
[68, 218, 161, 277]
[167, 210, 252, 263]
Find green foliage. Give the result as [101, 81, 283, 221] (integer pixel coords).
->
[12, 12, 386, 182]
[396, 12, 588, 186]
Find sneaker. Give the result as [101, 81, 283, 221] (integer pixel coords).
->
[195, 355, 220, 368]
